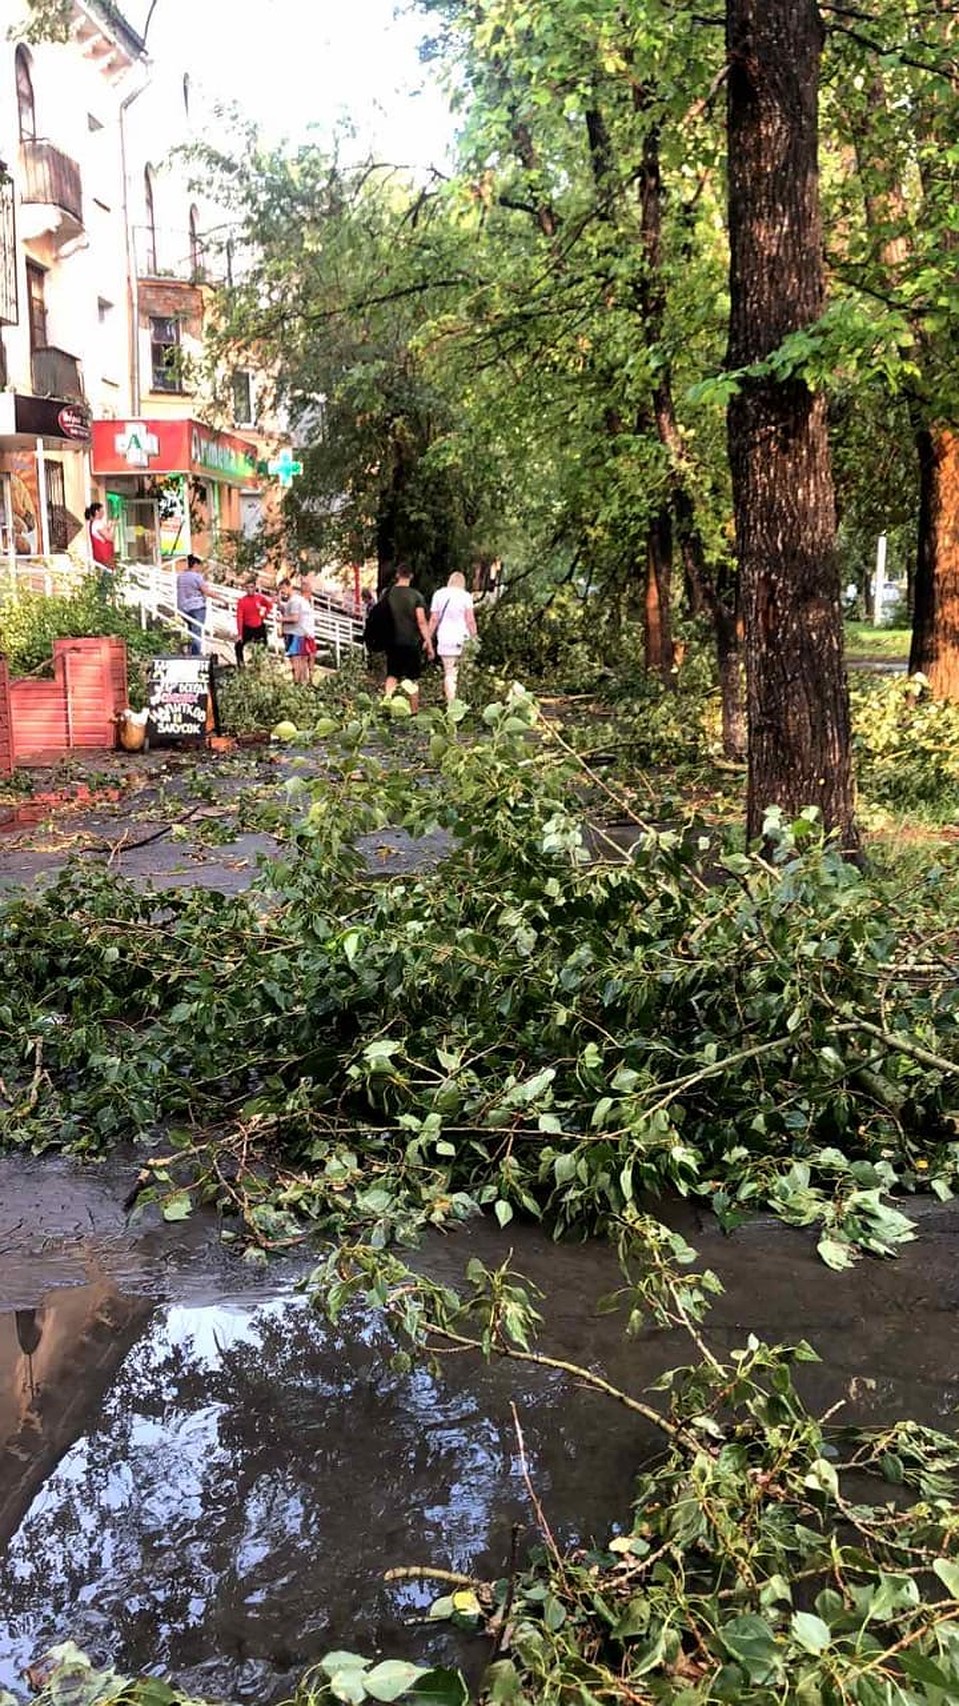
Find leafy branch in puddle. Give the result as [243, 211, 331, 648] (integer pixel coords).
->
[303, 1230, 959, 1705]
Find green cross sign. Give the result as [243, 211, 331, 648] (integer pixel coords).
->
[268, 448, 303, 487]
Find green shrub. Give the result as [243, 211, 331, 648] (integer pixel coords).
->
[215, 652, 328, 736]
[479, 587, 609, 690]
[853, 673, 959, 815]
[0, 574, 175, 678]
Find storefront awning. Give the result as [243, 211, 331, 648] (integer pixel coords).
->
[91, 418, 263, 488]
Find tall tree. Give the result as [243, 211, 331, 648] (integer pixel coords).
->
[726, 0, 857, 846]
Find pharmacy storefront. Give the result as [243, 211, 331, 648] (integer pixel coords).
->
[90, 418, 264, 563]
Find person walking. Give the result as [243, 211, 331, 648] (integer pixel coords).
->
[177, 554, 214, 656]
[234, 577, 273, 667]
[429, 571, 478, 704]
[384, 565, 433, 713]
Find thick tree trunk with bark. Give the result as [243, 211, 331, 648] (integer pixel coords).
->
[910, 427, 959, 696]
[726, 0, 857, 848]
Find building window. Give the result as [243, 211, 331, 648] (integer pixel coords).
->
[98, 296, 113, 324]
[189, 204, 202, 280]
[150, 315, 182, 392]
[232, 369, 254, 426]
[44, 459, 68, 552]
[26, 262, 46, 353]
[16, 48, 35, 143]
[0, 165, 18, 328]
[143, 166, 157, 273]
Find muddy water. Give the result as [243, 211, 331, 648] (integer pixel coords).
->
[0, 1157, 958, 1701]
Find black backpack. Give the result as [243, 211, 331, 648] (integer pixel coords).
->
[364, 591, 394, 654]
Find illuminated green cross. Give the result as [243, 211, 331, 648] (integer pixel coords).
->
[268, 448, 303, 487]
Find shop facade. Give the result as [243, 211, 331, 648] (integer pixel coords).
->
[0, 391, 92, 561]
[90, 416, 265, 564]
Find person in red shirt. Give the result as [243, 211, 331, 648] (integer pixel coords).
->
[235, 577, 274, 667]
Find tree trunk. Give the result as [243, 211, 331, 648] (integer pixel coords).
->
[644, 507, 674, 679]
[716, 603, 746, 760]
[910, 426, 959, 696]
[726, 0, 857, 849]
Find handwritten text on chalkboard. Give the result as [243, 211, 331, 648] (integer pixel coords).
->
[147, 657, 212, 743]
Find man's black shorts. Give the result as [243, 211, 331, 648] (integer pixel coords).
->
[385, 642, 423, 680]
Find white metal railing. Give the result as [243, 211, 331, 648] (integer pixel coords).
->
[118, 562, 365, 664]
[0, 555, 366, 665]
[0, 554, 89, 597]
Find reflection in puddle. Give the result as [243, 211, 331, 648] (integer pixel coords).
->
[0, 1282, 621, 1701]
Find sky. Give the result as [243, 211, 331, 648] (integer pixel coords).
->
[135, 0, 458, 168]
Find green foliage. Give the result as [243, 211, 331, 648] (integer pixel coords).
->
[0, 575, 175, 678]
[217, 649, 382, 736]
[854, 673, 959, 816]
[478, 588, 610, 691]
[7, 1641, 466, 1706]
[0, 686, 957, 1264]
[311, 1242, 959, 1706]
[217, 652, 328, 737]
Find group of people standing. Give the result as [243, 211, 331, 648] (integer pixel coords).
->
[175, 559, 317, 677]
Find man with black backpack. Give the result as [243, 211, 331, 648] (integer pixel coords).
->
[364, 566, 434, 712]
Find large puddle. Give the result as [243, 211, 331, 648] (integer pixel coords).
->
[0, 1158, 958, 1700]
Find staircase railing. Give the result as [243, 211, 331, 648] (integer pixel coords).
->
[0, 557, 365, 666]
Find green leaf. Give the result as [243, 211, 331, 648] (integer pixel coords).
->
[720, 1614, 782, 1684]
[543, 1592, 566, 1631]
[790, 1611, 831, 1654]
[899, 1651, 955, 1688]
[494, 1199, 513, 1228]
[933, 1557, 959, 1598]
[328, 1668, 370, 1706]
[804, 1458, 839, 1498]
[483, 1661, 521, 1705]
[408, 1670, 469, 1706]
[365, 1660, 427, 1702]
[817, 1236, 854, 1271]
[161, 1191, 192, 1222]
[322, 1655, 371, 1679]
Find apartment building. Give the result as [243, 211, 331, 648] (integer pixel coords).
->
[0, 0, 277, 569]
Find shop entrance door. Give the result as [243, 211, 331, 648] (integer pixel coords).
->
[116, 496, 159, 564]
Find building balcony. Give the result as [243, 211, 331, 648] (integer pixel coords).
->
[31, 346, 84, 401]
[134, 225, 226, 285]
[19, 140, 83, 246]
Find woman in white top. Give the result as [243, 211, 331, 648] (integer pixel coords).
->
[428, 572, 478, 703]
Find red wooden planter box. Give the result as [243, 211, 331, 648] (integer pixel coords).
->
[0, 638, 128, 776]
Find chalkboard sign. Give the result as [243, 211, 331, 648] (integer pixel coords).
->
[146, 656, 216, 745]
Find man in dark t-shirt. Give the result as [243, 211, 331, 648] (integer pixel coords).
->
[384, 565, 434, 711]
